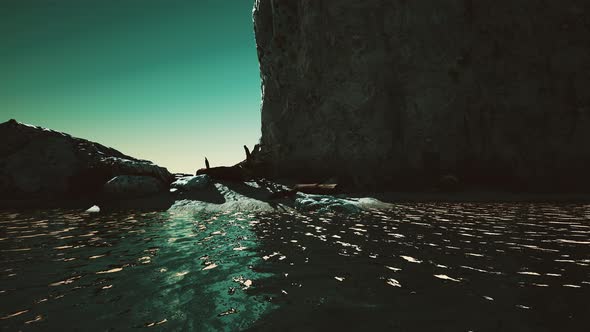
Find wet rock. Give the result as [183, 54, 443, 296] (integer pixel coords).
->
[168, 180, 392, 214]
[0, 120, 172, 199]
[169, 182, 282, 213]
[294, 193, 361, 213]
[218, 308, 238, 317]
[144, 319, 167, 327]
[171, 175, 210, 191]
[103, 175, 165, 198]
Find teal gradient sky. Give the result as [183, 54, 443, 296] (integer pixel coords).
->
[0, 0, 261, 173]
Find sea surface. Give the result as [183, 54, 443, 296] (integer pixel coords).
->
[1, 204, 589, 331]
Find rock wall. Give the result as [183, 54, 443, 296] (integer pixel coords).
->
[253, 0, 590, 190]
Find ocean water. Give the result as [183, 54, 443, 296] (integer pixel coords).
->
[1, 204, 589, 331]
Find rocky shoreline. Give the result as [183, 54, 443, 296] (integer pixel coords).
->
[2, 119, 589, 213]
[2, 174, 590, 213]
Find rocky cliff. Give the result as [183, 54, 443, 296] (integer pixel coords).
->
[253, 0, 590, 190]
[0, 119, 173, 199]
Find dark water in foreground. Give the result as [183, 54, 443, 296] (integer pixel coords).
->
[1, 204, 589, 331]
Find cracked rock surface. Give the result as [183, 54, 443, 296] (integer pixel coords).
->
[0, 119, 172, 199]
[254, 0, 590, 190]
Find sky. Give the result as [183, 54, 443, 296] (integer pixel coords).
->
[0, 0, 262, 174]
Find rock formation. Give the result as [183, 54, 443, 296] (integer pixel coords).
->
[171, 175, 211, 192]
[103, 175, 166, 198]
[253, 1, 590, 191]
[0, 119, 173, 199]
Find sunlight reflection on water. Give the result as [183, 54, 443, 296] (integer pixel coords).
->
[1, 203, 589, 331]
[0, 210, 274, 331]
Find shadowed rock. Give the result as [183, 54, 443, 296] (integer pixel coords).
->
[103, 175, 165, 198]
[0, 119, 173, 199]
[196, 166, 248, 182]
[171, 175, 210, 191]
[253, 0, 590, 191]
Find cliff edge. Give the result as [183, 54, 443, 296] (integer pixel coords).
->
[254, 0, 590, 191]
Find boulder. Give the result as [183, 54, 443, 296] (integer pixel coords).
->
[103, 175, 164, 198]
[171, 175, 210, 191]
[0, 119, 173, 199]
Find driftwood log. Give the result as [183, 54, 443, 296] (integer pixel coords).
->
[244, 145, 251, 161]
[269, 183, 340, 199]
[196, 166, 248, 182]
[196, 146, 256, 181]
[198, 145, 338, 188]
[294, 184, 339, 194]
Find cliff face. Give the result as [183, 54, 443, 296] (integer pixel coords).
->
[253, 0, 590, 190]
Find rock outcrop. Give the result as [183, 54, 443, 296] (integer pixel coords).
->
[171, 175, 211, 191]
[253, 1, 590, 191]
[0, 119, 173, 199]
[103, 175, 166, 198]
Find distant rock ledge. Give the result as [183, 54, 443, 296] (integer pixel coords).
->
[0, 119, 173, 200]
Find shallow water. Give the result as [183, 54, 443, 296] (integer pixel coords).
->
[1, 204, 589, 331]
